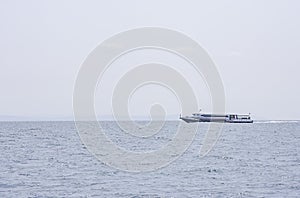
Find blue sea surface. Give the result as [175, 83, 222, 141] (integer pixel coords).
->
[0, 121, 299, 197]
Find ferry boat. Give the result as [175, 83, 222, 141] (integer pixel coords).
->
[180, 112, 253, 123]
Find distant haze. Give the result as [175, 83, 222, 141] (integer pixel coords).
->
[1, 1, 300, 120]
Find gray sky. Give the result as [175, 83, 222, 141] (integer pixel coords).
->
[1, 0, 300, 120]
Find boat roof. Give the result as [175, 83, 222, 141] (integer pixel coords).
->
[192, 113, 250, 117]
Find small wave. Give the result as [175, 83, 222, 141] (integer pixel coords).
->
[255, 120, 299, 124]
[29, 127, 42, 131]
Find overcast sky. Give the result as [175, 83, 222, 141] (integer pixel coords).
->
[1, 0, 300, 120]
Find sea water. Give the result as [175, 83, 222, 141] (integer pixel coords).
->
[0, 121, 299, 197]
